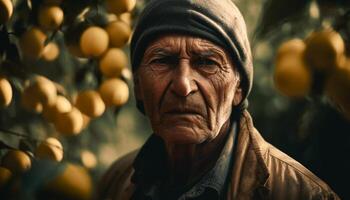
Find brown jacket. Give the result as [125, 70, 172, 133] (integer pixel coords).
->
[98, 111, 340, 200]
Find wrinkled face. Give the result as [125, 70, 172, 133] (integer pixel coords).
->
[134, 35, 242, 144]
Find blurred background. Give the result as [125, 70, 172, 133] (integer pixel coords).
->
[0, 0, 349, 199]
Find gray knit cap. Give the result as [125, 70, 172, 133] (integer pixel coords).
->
[130, 0, 253, 113]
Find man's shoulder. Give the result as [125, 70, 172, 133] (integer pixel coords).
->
[263, 142, 339, 199]
[98, 150, 139, 199]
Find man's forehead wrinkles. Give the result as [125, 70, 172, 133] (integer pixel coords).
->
[145, 43, 178, 56]
[190, 40, 226, 56]
[146, 36, 227, 59]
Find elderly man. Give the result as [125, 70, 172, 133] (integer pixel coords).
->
[99, 0, 339, 199]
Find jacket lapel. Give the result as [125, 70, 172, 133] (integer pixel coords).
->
[228, 110, 270, 200]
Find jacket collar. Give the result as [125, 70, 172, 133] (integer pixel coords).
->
[228, 110, 270, 199]
[131, 121, 238, 199]
[128, 110, 271, 200]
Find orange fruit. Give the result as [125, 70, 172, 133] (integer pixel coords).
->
[105, 20, 131, 47]
[21, 85, 43, 113]
[54, 107, 84, 136]
[38, 5, 64, 30]
[0, 166, 11, 188]
[42, 42, 60, 61]
[42, 95, 72, 122]
[80, 150, 97, 169]
[75, 90, 105, 118]
[304, 29, 345, 72]
[275, 39, 306, 62]
[81, 113, 90, 129]
[99, 78, 129, 107]
[99, 48, 127, 77]
[64, 22, 89, 58]
[105, 0, 136, 15]
[324, 65, 350, 119]
[1, 150, 31, 174]
[119, 12, 132, 26]
[80, 26, 109, 58]
[274, 40, 311, 98]
[0, 76, 12, 107]
[0, 0, 13, 24]
[35, 137, 64, 162]
[19, 27, 47, 60]
[31, 76, 57, 106]
[45, 163, 93, 200]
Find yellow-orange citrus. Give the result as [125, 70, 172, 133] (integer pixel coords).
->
[42, 42, 60, 61]
[35, 137, 64, 162]
[31, 76, 57, 106]
[99, 78, 129, 107]
[0, 166, 11, 188]
[21, 85, 43, 113]
[81, 113, 90, 129]
[45, 163, 93, 200]
[43, 95, 72, 122]
[0, 77, 12, 107]
[65, 22, 89, 58]
[324, 65, 350, 120]
[304, 29, 345, 71]
[99, 48, 127, 77]
[38, 5, 64, 30]
[105, 0, 136, 15]
[105, 20, 131, 47]
[75, 90, 105, 118]
[19, 27, 47, 60]
[54, 107, 84, 136]
[80, 26, 109, 58]
[276, 39, 306, 62]
[119, 12, 132, 26]
[0, 0, 13, 24]
[274, 43, 312, 98]
[80, 150, 97, 169]
[1, 150, 31, 174]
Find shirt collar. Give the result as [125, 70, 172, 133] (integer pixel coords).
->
[131, 121, 237, 200]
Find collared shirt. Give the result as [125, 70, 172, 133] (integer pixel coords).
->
[131, 122, 237, 200]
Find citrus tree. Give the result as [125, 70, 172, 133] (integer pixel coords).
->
[0, 0, 143, 199]
[253, 0, 350, 198]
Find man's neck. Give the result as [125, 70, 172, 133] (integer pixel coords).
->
[163, 120, 231, 187]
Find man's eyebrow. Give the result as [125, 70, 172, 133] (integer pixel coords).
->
[144, 45, 177, 56]
[151, 48, 174, 55]
[191, 48, 226, 60]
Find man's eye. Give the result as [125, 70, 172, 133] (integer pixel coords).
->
[193, 58, 219, 74]
[150, 56, 178, 65]
[150, 57, 168, 64]
[149, 56, 177, 71]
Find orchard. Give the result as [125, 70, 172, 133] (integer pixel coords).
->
[0, 0, 350, 199]
[0, 0, 138, 199]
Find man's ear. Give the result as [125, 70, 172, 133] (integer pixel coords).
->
[233, 86, 242, 106]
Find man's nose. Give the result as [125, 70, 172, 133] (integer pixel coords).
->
[170, 59, 198, 97]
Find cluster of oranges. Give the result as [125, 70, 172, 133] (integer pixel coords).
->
[0, 0, 14, 109]
[0, 138, 65, 193]
[0, 0, 134, 136]
[274, 28, 350, 119]
[0, 0, 136, 198]
[0, 143, 93, 200]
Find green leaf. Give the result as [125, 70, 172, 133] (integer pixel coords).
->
[0, 139, 15, 150]
[317, 0, 350, 7]
[256, 0, 311, 39]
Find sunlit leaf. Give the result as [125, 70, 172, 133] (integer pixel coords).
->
[256, 0, 310, 38]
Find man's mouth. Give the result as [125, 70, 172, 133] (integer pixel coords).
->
[163, 108, 203, 116]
